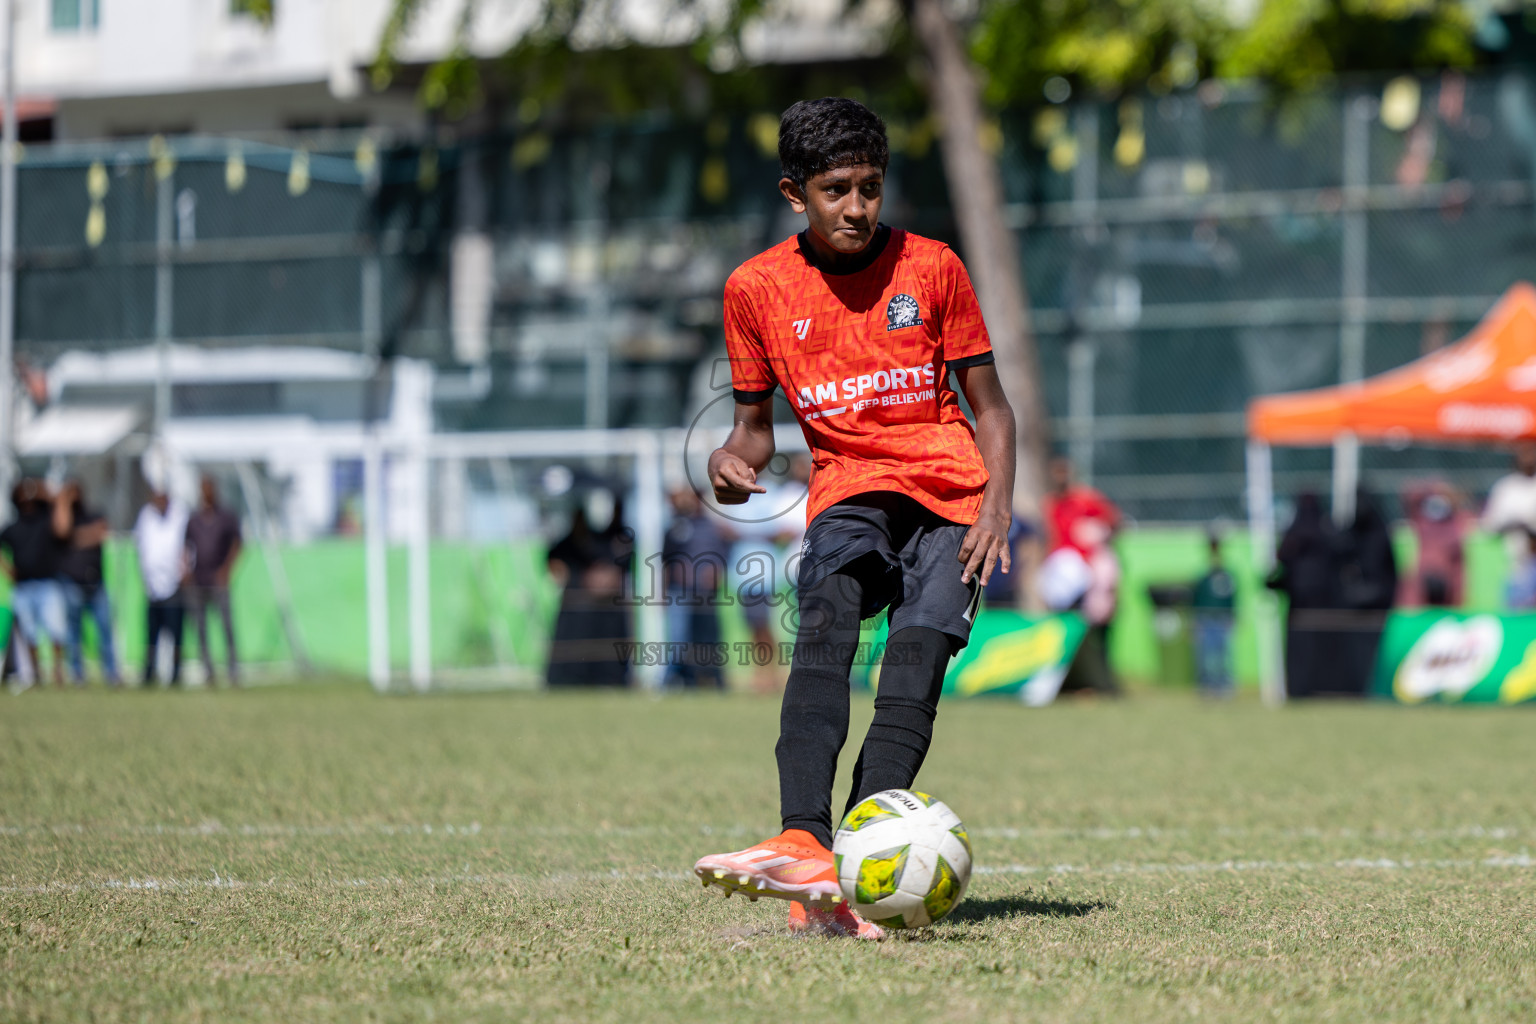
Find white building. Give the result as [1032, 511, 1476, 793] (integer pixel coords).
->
[12, 0, 526, 138]
[11, 0, 881, 140]
[30, 344, 435, 540]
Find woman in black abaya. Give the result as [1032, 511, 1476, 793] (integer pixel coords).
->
[545, 502, 632, 688]
[1334, 488, 1398, 695]
[1270, 493, 1341, 698]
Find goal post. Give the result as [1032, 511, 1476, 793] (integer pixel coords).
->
[158, 422, 808, 691]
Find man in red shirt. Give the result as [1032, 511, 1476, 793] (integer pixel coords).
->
[692, 98, 1017, 939]
[1043, 456, 1120, 557]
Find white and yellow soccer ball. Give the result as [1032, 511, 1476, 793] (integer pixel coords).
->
[832, 788, 972, 929]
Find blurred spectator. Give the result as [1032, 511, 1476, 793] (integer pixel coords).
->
[134, 488, 190, 688]
[1507, 529, 1536, 610]
[545, 497, 631, 688]
[1038, 544, 1091, 613]
[1334, 488, 1398, 694]
[1191, 531, 1237, 698]
[981, 514, 1040, 612]
[598, 495, 635, 578]
[1483, 441, 1536, 588]
[1270, 493, 1340, 699]
[780, 453, 812, 592]
[185, 476, 244, 687]
[1053, 507, 1121, 697]
[1340, 489, 1399, 611]
[0, 479, 72, 687]
[1399, 480, 1469, 607]
[332, 497, 361, 536]
[1043, 457, 1120, 557]
[662, 485, 728, 690]
[597, 493, 635, 667]
[57, 480, 120, 687]
[727, 459, 807, 694]
[1039, 457, 1122, 695]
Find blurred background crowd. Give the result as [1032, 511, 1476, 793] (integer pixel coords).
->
[7, 0, 1536, 698]
[0, 471, 241, 688]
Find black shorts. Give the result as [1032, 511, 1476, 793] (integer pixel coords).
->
[796, 492, 983, 648]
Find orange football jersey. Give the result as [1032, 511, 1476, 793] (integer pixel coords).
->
[723, 228, 995, 525]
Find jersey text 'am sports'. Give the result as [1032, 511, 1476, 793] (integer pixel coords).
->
[723, 227, 996, 525]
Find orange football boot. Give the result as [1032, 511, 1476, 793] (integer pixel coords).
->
[693, 828, 841, 908]
[787, 900, 887, 940]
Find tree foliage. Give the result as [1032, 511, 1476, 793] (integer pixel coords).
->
[1217, 0, 1478, 93]
[973, 0, 1229, 106]
[378, 0, 1488, 121]
[973, 0, 1482, 107]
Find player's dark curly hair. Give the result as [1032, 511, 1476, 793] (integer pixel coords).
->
[778, 98, 889, 189]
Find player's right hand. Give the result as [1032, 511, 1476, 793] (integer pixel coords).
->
[709, 450, 767, 504]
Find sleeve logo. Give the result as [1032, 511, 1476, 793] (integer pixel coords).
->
[885, 294, 923, 332]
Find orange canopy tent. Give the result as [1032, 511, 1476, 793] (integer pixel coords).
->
[1249, 282, 1536, 446]
[1243, 283, 1536, 704]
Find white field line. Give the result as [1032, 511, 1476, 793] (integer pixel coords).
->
[5, 854, 1536, 897]
[2, 822, 1535, 842]
[977, 825, 1536, 841]
[0, 869, 689, 896]
[973, 854, 1536, 876]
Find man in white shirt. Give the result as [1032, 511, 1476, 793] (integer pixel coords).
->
[134, 488, 189, 687]
[1484, 442, 1536, 569]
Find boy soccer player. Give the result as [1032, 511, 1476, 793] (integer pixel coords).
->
[693, 98, 1017, 939]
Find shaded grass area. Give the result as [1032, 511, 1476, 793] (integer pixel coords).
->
[3, 685, 1536, 1022]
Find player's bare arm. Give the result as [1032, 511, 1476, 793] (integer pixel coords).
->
[707, 398, 774, 504]
[955, 361, 1016, 586]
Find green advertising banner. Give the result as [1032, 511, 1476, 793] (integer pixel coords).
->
[941, 610, 1087, 705]
[1371, 611, 1536, 704]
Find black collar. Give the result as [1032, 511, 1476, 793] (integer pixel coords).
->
[797, 225, 892, 276]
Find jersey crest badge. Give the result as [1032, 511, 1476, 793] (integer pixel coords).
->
[885, 294, 923, 332]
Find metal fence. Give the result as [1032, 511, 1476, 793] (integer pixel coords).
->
[14, 68, 1536, 525]
[1010, 72, 1536, 521]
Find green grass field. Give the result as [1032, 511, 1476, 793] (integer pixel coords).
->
[3, 684, 1536, 1022]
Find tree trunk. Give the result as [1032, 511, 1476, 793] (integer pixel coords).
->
[911, 0, 1050, 518]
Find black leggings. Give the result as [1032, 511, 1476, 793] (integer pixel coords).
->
[777, 564, 955, 849]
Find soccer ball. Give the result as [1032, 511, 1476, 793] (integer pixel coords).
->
[832, 788, 972, 929]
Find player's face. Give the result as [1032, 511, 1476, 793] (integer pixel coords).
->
[780, 164, 884, 254]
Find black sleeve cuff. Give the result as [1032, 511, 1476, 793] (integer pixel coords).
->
[733, 386, 776, 404]
[947, 351, 996, 370]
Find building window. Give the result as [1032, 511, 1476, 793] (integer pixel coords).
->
[230, 0, 274, 26]
[51, 0, 99, 31]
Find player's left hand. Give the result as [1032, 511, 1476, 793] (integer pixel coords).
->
[958, 508, 1011, 586]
